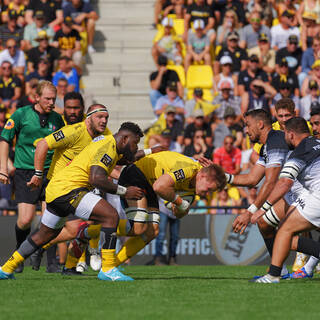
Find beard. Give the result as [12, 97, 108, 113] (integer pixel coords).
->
[122, 142, 135, 162]
[65, 111, 83, 125]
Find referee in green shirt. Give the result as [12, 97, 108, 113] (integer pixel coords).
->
[0, 81, 64, 273]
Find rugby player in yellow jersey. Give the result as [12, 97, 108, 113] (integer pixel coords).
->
[0, 122, 145, 281]
[113, 151, 226, 267]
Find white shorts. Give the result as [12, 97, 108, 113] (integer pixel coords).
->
[292, 188, 320, 227]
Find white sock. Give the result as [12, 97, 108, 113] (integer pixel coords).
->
[304, 256, 319, 275]
[281, 264, 288, 276]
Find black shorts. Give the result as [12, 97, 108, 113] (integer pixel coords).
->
[118, 164, 159, 209]
[14, 169, 49, 204]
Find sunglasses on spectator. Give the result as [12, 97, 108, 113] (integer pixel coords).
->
[251, 18, 261, 22]
[289, 42, 297, 45]
[7, 45, 16, 49]
[2, 66, 12, 70]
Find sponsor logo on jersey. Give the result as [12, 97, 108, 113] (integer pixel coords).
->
[93, 135, 105, 142]
[4, 119, 14, 130]
[53, 130, 65, 142]
[100, 153, 112, 167]
[173, 169, 185, 181]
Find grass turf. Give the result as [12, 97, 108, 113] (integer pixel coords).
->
[0, 265, 319, 320]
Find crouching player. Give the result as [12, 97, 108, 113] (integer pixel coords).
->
[114, 151, 227, 267]
[0, 122, 144, 281]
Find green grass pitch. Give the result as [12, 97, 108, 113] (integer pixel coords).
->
[0, 265, 319, 320]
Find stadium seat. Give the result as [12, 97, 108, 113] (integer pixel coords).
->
[167, 65, 186, 87]
[173, 19, 184, 36]
[186, 65, 213, 89]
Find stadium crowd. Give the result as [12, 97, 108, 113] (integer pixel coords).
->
[148, 0, 320, 214]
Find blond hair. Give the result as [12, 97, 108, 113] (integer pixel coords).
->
[36, 80, 57, 96]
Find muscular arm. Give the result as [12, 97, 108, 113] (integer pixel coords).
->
[89, 165, 118, 194]
[232, 163, 265, 187]
[34, 139, 49, 172]
[0, 140, 10, 180]
[153, 173, 176, 202]
[266, 177, 293, 205]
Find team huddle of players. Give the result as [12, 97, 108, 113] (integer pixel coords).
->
[1, 80, 320, 283]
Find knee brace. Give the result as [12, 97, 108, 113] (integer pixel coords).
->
[125, 207, 148, 223]
[147, 211, 160, 224]
[262, 206, 280, 228]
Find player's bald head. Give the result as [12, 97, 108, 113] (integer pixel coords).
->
[87, 104, 108, 115]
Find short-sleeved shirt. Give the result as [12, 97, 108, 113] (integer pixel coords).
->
[63, 2, 93, 25]
[23, 23, 55, 48]
[0, 76, 21, 100]
[213, 146, 241, 174]
[135, 151, 203, 194]
[0, 105, 64, 170]
[216, 46, 248, 73]
[0, 25, 23, 45]
[0, 49, 25, 68]
[256, 130, 289, 168]
[188, 32, 210, 54]
[27, 0, 61, 24]
[271, 72, 299, 92]
[275, 47, 302, 73]
[26, 71, 52, 82]
[238, 69, 269, 92]
[53, 29, 81, 50]
[154, 95, 185, 114]
[239, 24, 271, 49]
[186, 3, 213, 26]
[149, 69, 179, 95]
[46, 135, 120, 203]
[52, 68, 80, 92]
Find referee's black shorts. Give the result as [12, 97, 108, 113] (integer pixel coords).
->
[118, 164, 159, 209]
[14, 169, 49, 204]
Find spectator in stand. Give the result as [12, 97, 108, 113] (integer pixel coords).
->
[185, 88, 204, 121]
[213, 135, 241, 175]
[246, 0, 275, 27]
[216, 9, 241, 47]
[157, 128, 182, 153]
[210, 188, 238, 215]
[274, 0, 299, 26]
[149, 55, 183, 109]
[52, 56, 80, 92]
[238, 54, 269, 96]
[297, 0, 320, 26]
[63, 0, 99, 54]
[184, 19, 211, 72]
[183, 0, 216, 46]
[184, 109, 212, 146]
[0, 38, 25, 78]
[0, 10, 24, 50]
[184, 128, 213, 160]
[213, 55, 238, 95]
[154, 81, 185, 118]
[310, 106, 320, 135]
[214, 31, 248, 76]
[275, 35, 302, 76]
[151, 17, 182, 66]
[241, 79, 276, 114]
[219, 0, 246, 27]
[154, 0, 184, 27]
[52, 17, 82, 68]
[55, 78, 68, 113]
[26, 30, 60, 75]
[272, 58, 299, 97]
[0, 61, 22, 113]
[270, 10, 300, 50]
[300, 11, 320, 51]
[16, 78, 38, 109]
[300, 80, 320, 120]
[1, 0, 26, 27]
[247, 32, 275, 75]
[300, 40, 320, 89]
[25, 0, 63, 31]
[25, 58, 52, 93]
[23, 10, 55, 50]
[212, 80, 241, 121]
[239, 11, 271, 50]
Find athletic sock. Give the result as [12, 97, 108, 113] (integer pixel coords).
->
[269, 264, 282, 277]
[100, 227, 117, 272]
[15, 224, 31, 249]
[263, 237, 274, 257]
[2, 251, 25, 274]
[87, 224, 101, 249]
[78, 251, 86, 263]
[65, 254, 78, 269]
[46, 244, 57, 266]
[297, 237, 320, 258]
[115, 236, 147, 267]
[304, 256, 319, 274]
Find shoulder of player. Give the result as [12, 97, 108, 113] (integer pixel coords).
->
[290, 136, 320, 160]
[266, 130, 287, 149]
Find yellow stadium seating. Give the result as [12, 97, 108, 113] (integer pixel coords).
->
[167, 64, 186, 87]
[186, 65, 213, 89]
[173, 18, 184, 36]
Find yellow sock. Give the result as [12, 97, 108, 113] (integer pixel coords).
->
[115, 236, 147, 267]
[78, 251, 86, 263]
[101, 249, 116, 272]
[117, 219, 129, 236]
[42, 242, 52, 250]
[88, 224, 101, 249]
[65, 254, 78, 269]
[2, 251, 25, 274]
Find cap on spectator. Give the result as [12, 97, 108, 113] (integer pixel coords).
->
[282, 10, 294, 18]
[194, 88, 203, 97]
[249, 54, 259, 63]
[34, 10, 45, 19]
[302, 11, 317, 21]
[192, 109, 204, 118]
[64, 16, 73, 27]
[279, 58, 288, 67]
[227, 31, 239, 41]
[167, 81, 177, 90]
[193, 19, 205, 30]
[165, 105, 176, 114]
[8, 10, 18, 19]
[288, 34, 298, 44]
[162, 17, 173, 27]
[220, 55, 232, 65]
[223, 106, 236, 118]
[258, 33, 269, 42]
[312, 59, 320, 69]
[219, 80, 232, 90]
[35, 30, 51, 41]
[161, 128, 172, 137]
[28, 78, 39, 88]
[309, 80, 319, 89]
